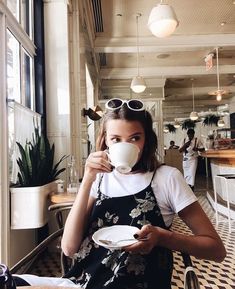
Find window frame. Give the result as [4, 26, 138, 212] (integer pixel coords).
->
[0, 0, 36, 263]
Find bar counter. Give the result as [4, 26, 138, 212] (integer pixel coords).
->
[201, 149, 235, 220]
[201, 149, 235, 165]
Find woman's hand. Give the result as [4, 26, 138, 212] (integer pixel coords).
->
[124, 224, 161, 255]
[83, 151, 112, 182]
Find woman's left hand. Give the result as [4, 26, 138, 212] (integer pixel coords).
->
[124, 224, 160, 255]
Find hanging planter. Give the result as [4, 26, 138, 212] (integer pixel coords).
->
[181, 119, 196, 130]
[203, 114, 220, 126]
[165, 123, 176, 133]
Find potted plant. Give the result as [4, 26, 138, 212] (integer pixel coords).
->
[165, 123, 177, 133]
[202, 114, 220, 126]
[10, 125, 67, 229]
[181, 119, 197, 130]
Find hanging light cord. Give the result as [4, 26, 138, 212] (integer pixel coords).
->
[192, 80, 195, 111]
[136, 14, 141, 76]
[216, 47, 220, 91]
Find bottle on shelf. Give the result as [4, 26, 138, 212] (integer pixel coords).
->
[67, 155, 78, 193]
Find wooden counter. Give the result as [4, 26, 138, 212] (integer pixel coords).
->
[201, 149, 235, 166]
[201, 149, 235, 220]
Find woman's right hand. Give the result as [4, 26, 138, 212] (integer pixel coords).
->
[83, 151, 112, 182]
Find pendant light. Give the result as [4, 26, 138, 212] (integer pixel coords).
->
[130, 13, 146, 93]
[174, 119, 180, 128]
[163, 125, 169, 133]
[217, 117, 225, 127]
[189, 79, 199, 121]
[208, 47, 229, 101]
[148, 0, 179, 38]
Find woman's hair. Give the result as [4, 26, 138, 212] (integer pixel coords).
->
[96, 104, 161, 172]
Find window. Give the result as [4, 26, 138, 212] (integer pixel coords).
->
[7, 0, 33, 38]
[7, 30, 21, 103]
[0, 0, 36, 262]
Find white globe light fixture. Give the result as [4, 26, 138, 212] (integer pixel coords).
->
[148, 2, 179, 38]
[174, 120, 180, 128]
[217, 118, 225, 127]
[189, 80, 199, 121]
[190, 111, 199, 121]
[163, 125, 169, 133]
[131, 14, 146, 93]
[216, 90, 222, 101]
[130, 76, 146, 93]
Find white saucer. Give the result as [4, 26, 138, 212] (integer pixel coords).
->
[92, 225, 140, 249]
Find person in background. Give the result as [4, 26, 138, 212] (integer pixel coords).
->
[179, 128, 205, 191]
[169, 140, 179, 149]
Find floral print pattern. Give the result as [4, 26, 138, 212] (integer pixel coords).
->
[66, 174, 173, 289]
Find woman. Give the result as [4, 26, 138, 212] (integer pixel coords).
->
[61, 99, 226, 289]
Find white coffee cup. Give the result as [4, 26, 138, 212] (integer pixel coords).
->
[107, 142, 140, 174]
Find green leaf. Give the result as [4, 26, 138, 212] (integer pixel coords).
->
[165, 123, 176, 133]
[14, 125, 68, 187]
[203, 115, 220, 126]
[181, 119, 197, 130]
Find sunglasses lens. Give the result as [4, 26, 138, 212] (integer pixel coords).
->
[128, 100, 144, 110]
[106, 99, 123, 109]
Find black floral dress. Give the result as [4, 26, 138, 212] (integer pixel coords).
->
[64, 172, 173, 289]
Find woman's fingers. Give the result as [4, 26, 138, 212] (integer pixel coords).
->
[124, 225, 159, 255]
[86, 151, 112, 172]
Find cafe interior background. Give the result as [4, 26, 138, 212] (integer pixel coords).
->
[1, 0, 235, 278]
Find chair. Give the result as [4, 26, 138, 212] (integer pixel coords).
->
[11, 203, 73, 275]
[213, 174, 235, 233]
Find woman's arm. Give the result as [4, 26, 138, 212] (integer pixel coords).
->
[179, 140, 191, 153]
[125, 202, 226, 262]
[61, 151, 112, 257]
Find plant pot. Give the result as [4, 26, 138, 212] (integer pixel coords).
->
[10, 182, 57, 229]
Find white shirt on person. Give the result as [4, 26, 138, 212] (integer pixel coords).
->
[90, 165, 197, 228]
[180, 136, 204, 160]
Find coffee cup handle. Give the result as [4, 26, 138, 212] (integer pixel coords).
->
[104, 150, 114, 167]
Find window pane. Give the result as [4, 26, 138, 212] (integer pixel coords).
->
[22, 49, 34, 109]
[22, 0, 32, 37]
[7, 0, 20, 21]
[7, 30, 21, 103]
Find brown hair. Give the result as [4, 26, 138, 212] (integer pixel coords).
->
[96, 105, 160, 172]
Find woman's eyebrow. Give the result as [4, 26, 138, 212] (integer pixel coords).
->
[129, 132, 143, 137]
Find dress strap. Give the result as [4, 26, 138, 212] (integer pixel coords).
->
[97, 174, 104, 194]
[150, 169, 157, 183]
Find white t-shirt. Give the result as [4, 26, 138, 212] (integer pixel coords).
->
[90, 165, 197, 227]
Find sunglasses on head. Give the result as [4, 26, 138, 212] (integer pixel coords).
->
[105, 98, 144, 111]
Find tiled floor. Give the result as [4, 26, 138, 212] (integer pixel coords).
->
[29, 176, 235, 289]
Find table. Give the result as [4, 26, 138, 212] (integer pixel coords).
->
[50, 192, 77, 204]
[49, 193, 76, 229]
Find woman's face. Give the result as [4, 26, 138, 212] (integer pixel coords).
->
[105, 119, 145, 160]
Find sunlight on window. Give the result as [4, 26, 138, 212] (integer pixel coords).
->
[7, 30, 21, 103]
[7, 0, 19, 21]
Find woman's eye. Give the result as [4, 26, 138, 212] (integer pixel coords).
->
[130, 136, 140, 142]
[111, 138, 120, 143]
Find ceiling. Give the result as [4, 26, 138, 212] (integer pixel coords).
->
[88, 0, 235, 121]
